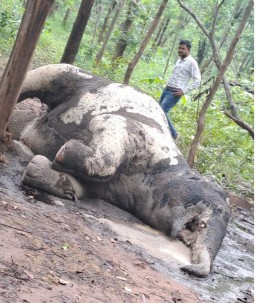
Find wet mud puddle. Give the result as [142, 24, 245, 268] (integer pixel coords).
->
[81, 203, 254, 303]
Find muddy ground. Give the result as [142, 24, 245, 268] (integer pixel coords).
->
[0, 55, 254, 303]
[0, 144, 254, 303]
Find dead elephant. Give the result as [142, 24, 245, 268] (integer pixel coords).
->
[14, 64, 230, 277]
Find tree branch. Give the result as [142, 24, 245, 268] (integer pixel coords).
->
[224, 81, 254, 94]
[177, 0, 209, 38]
[224, 110, 254, 139]
[210, 0, 226, 36]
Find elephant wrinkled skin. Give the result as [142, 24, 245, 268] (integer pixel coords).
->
[14, 64, 230, 277]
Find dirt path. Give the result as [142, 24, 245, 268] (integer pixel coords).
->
[0, 150, 254, 303]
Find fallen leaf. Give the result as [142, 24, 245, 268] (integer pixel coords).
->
[61, 243, 69, 250]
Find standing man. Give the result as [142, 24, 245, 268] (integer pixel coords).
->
[159, 40, 201, 140]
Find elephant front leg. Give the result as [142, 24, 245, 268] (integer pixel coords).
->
[53, 115, 129, 182]
[22, 155, 85, 200]
[53, 139, 126, 182]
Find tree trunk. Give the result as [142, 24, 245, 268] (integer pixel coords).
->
[238, 51, 254, 75]
[91, 0, 102, 44]
[162, 31, 178, 76]
[97, 0, 117, 43]
[111, 0, 137, 63]
[62, 8, 71, 26]
[48, 2, 58, 16]
[222, 75, 240, 118]
[156, 16, 170, 47]
[60, 0, 95, 64]
[95, 0, 126, 64]
[0, 0, 55, 138]
[123, 0, 169, 84]
[197, 39, 207, 66]
[152, 17, 165, 48]
[200, 1, 241, 74]
[186, 0, 254, 167]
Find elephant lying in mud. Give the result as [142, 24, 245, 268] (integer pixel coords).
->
[14, 64, 230, 277]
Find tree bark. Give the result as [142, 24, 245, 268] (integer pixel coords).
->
[111, 0, 137, 63]
[95, 0, 126, 64]
[222, 75, 240, 118]
[152, 17, 165, 48]
[152, 16, 170, 50]
[162, 30, 178, 76]
[185, 0, 254, 167]
[157, 17, 171, 47]
[197, 39, 207, 66]
[62, 8, 71, 26]
[97, 0, 117, 43]
[60, 0, 95, 64]
[0, 0, 55, 138]
[123, 0, 169, 84]
[91, 0, 102, 44]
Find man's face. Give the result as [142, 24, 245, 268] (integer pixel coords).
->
[178, 44, 190, 58]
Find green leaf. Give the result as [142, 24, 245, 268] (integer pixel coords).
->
[61, 243, 69, 250]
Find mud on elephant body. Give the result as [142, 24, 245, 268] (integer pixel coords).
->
[14, 64, 230, 277]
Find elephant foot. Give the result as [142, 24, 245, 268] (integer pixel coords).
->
[22, 155, 85, 200]
[180, 246, 211, 277]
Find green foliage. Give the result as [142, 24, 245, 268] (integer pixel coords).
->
[0, 2, 23, 53]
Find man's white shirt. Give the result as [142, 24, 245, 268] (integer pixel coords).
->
[167, 55, 201, 94]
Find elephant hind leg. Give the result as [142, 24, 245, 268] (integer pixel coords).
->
[22, 155, 85, 200]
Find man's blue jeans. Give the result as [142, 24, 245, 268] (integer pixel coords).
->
[159, 87, 181, 139]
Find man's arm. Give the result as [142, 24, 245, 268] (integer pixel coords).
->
[183, 61, 201, 94]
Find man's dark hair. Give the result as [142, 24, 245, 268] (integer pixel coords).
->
[179, 40, 191, 50]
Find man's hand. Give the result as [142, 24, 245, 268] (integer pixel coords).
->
[173, 88, 184, 96]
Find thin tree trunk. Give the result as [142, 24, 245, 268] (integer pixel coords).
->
[0, 0, 55, 138]
[97, 0, 117, 43]
[197, 39, 207, 66]
[186, 0, 254, 167]
[163, 31, 178, 76]
[200, 0, 241, 74]
[222, 75, 240, 118]
[152, 17, 165, 48]
[238, 51, 254, 75]
[95, 0, 126, 64]
[91, 0, 102, 44]
[60, 0, 95, 64]
[111, 0, 137, 63]
[123, 0, 169, 84]
[62, 8, 71, 26]
[156, 16, 171, 47]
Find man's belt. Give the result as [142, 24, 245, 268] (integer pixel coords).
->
[166, 86, 178, 92]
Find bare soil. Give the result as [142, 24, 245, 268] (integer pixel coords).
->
[0, 143, 254, 303]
